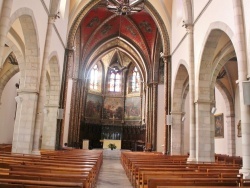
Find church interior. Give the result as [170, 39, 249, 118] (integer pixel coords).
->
[1, 0, 250, 187]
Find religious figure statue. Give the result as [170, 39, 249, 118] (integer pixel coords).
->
[237, 120, 242, 137]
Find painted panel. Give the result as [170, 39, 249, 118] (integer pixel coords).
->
[85, 93, 102, 119]
[125, 97, 141, 120]
[103, 97, 124, 120]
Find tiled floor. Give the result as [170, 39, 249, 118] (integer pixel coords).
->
[96, 159, 133, 188]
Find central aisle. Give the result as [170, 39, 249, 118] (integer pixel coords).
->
[96, 158, 133, 188]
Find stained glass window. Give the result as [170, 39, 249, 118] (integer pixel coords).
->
[109, 67, 121, 92]
[90, 64, 98, 90]
[131, 67, 140, 92]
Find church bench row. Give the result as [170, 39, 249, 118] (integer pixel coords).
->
[130, 162, 240, 182]
[129, 162, 240, 185]
[0, 174, 89, 188]
[215, 154, 242, 166]
[137, 171, 242, 188]
[133, 167, 240, 188]
[0, 178, 84, 188]
[120, 151, 243, 188]
[147, 177, 241, 188]
[0, 149, 103, 188]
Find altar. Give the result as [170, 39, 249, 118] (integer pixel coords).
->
[102, 139, 121, 149]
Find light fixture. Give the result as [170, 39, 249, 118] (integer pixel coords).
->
[211, 107, 217, 114]
[181, 116, 185, 122]
[106, 0, 145, 15]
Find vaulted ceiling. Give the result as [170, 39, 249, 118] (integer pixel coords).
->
[79, 4, 158, 65]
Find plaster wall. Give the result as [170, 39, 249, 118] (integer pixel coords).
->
[192, 0, 210, 22]
[171, 0, 186, 53]
[242, 0, 250, 77]
[0, 72, 20, 144]
[214, 87, 228, 154]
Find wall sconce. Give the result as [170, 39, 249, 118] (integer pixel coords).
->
[211, 107, 217, 114]
[182, 116, 185, 122]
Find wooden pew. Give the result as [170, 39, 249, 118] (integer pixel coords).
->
[137, 171, 242, 188]
[147, 177, 241, 188]
[0, 149, 103, 188]
[0, 178, 83, 188]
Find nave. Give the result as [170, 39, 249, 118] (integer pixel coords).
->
[96, 158, 132, 188]
[0, 146, 250, 188]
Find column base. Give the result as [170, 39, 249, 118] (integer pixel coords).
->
[31, 149, 41, 155]
[240, 168, 250, 178]
[187, 157, 197, 163]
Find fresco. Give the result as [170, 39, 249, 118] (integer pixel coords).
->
[125, 97, 141, 120]
[103, 97, 124, 120]
[85, 94, 102, 119]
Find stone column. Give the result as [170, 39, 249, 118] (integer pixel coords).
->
[59, 48, 74, 147]
[186, 24, 196, 162]
[152, 82, 158, 150]
[41, 104, 58, 150]
[0, 0, 13, 68]
[146, 83, 153, 144]
[162, 55, 171, 154]
[171, 111, 182, 154]
[232, 0, 250, 178]
[195, 100, 215, 162]
[12, 90, 38, 154]
[32, 15, 56, 154]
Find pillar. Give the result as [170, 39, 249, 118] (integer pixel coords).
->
[41, 105, 58, 150]
[162, 55, 171, 154]
[12, 90, 38, 154]
[32, 15, 56, 154]
[171, 112, 183, 154]
[0, 0, 13, 68]
[231, 0, 250, 178]
[186, 24, 196, 162]
[195, 100, 215, 162]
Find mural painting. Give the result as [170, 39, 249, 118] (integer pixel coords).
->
[85, 93, 102, 119]
[103, 97, 123, 120]
[125, 97, 141, 120]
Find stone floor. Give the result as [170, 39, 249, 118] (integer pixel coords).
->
[95, 159, 133, 188]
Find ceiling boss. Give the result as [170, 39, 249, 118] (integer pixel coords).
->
[106, 0, 145, 15]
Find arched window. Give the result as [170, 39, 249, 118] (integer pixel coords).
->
[90, 64, 99, 90]
[109, 67, 121, 92]
[131, 67, 140, 92]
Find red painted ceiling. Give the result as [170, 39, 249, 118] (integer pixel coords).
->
[80, 5, 158, 64]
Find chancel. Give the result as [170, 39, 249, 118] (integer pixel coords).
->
[0, 0, 250, 187]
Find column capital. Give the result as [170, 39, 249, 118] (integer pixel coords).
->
[185, 24, 194, 33]
[48, 12, 60, 23]
[161, 54, 171, 63]
[147, 82, 158, 87]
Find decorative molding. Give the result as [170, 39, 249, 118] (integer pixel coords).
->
[194, 99, 215, 104]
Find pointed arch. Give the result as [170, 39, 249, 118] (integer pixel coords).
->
[172, 61, 189, 155]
